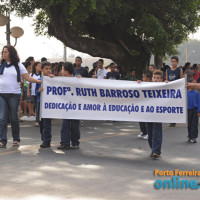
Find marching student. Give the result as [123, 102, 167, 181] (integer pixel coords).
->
[166, 56, 183, 127]
[57, 62, 81, 150]
[35, 61, 53, 148]
[74, 56, 89, 78]
[137, 70, 153, 140]
[106, 63, 120, 80]
[187, 79, 200, 143]
[146, 70, 164, 158]
[95, 59, 107, 79]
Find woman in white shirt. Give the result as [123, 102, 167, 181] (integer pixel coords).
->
[0, 45, 41, 148]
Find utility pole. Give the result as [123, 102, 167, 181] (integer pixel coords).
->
[63, 45, 67, 62]
[6, 12, 10, 45]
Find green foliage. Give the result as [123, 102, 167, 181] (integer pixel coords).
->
[33, 10, 50, 36]
[1, 0, 200, 64]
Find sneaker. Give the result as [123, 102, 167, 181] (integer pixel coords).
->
[190, 138, 197, 143]
[0, 142, 6, 148]
[71, 145, 79, 149]
[40, 143, 50, 148]
[152, 153, 160, 158]
[143, 134, 148, 140]
[57, 144, 70, 150]
[137, 132, 146, 138]
[13, 141, 20, 146]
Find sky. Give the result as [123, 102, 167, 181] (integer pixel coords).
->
[0, 14, 92, 62]
[0, 14, 200, 62]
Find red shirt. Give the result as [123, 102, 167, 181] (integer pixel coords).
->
[193, 71, 200, 82]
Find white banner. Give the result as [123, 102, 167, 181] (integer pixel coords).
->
[40, 76, 187, 123]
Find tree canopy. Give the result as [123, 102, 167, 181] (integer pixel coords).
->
[1, 0, 200, 72]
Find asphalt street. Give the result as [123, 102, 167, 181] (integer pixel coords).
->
[0, 120, 200, 200]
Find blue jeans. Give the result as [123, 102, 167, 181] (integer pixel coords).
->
[60, 119, 80, 146]
[0, 93, 21, 144]
[40, 118, 52, 144]
[139, 122, 147, 135]
[147, 122, 162, 155]
[188, 108, 198, 139]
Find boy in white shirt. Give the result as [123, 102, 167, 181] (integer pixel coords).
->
[96, 59, 107, 79]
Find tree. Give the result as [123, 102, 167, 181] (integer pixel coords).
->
[1, 0, 200, 74]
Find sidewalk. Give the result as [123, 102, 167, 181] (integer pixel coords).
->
[0, 120, 200, 200]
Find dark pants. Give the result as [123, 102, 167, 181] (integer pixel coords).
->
[61, 119, 80, 146]
[32, 95, 37, 114]
[188, 108, 198, 139]
[39, 118, 52, 144]
[0, 94, 21, 144]
[36, 101, 40, 123]
[146, 122, 162, 155]
[139, 122, 147, 135]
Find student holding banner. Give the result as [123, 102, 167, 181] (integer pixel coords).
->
[57, 62, 81, 150]
[137, 70, 153, 140]
[146, 70, 164, 159]
[35, 61, 53, 148]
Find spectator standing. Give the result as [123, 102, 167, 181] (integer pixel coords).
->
[187, 80, 200, 143]
[192, 64, 200, 82]
[74, 56, 89, 77]
[125, 69, 136, 81]
[41, 57, 47, 62]
[165, 56, 183, 127]
[106, 63, 120, 80]
[29, 62, 42, 126]
[96, 59, 107, 79]
[25, 56, 35, 72]
[149, 64, 156, 73]
[22, 62, 33, 116]
[0, 45, 41, 148]
[184, 62, 194, 82]
[116, 66, 126, 80]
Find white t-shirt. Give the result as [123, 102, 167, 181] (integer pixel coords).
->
[0, 62, 27, 94]
[30, 73, 41, 95]
[96, 68, 107, 79]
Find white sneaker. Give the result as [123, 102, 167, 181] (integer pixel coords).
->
[137, 132, 145, 138]
[143, 134, 148, 140]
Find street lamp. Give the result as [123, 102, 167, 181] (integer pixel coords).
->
[0, 13, 24, 46]
[0, 14, 8, 26]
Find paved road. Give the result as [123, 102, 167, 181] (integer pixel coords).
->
[0, 120, 200, 200]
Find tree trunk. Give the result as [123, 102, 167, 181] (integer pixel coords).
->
[154, 54, 163, 69]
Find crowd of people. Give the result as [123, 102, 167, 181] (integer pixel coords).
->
[0, 45, 200, 159]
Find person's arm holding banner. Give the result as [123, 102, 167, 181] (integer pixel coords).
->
[187, 82, 200, 89]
